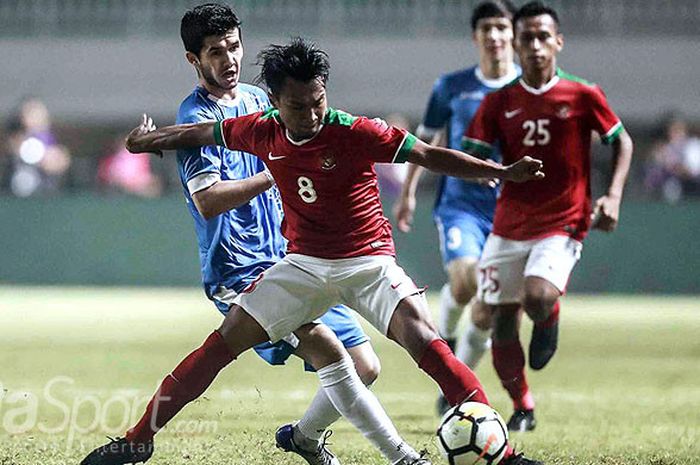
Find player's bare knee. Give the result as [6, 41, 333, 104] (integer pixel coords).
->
[522, 290, 558, 322]
[388, 295, 438, 360]
[217, 305, 266, 358]
[295, 323, 345, 369]
[523, 277, 559, 321]
[470, 301, 493, 330]
[351, 347, 381, 386]
[447, 259, 479, 305]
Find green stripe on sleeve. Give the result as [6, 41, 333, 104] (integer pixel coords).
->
[213, 121, 225, 147]
[394, 133, 418, 163]
[462, 137, 493, 158]
[602, 122, 624, 145]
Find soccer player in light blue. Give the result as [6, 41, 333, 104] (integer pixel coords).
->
[394, 0, 519, 413]
[174, 4, 385, 465]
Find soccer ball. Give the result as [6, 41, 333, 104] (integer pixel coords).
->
[436, 401, 509, 465]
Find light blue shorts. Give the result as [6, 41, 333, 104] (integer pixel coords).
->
[435, 210, 492, 266]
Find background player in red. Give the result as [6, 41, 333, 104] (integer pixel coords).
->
[119, 38, 546, 465]
[464, 1, 634, 431]
[394, 0, 519, 414]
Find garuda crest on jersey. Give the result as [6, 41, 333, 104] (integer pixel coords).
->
[320, 154, 337, 170]
[556, 104, 571, 119]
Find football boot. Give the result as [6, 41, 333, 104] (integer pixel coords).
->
[79, 437, 153, 465]
[275, 424, 340, 465]
[506, 409, 537, 432]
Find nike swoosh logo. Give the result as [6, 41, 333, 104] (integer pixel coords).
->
[505, 108, 523, 119]
[268, 152, 286, 161]
[391, 282, 401, 289]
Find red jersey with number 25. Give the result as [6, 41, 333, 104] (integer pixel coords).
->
[215, 107, 417, 259]
[463, 68, 623, 241]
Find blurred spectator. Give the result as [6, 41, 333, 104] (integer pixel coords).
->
[97, 136, 162, 197]
[645, 112, 700, 203]
[1, 97, 71, 197]
[375, 113, 410, 198]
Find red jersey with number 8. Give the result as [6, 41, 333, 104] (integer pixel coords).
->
[463, 68, 623, 241]
[215, 108, 416, 259]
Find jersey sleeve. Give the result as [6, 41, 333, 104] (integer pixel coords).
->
[351, 116, 418, 164]
[214, 112, 263, 155]
[177, 109, 226, 195]
[462, 93, 499, 158]
[416, 77, 450, 140]
[587, 85, 624, 144]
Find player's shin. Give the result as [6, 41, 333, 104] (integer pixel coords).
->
[317, 357, 420, 464]
[438, 284, 463, 349]
[125, 331, 235, 444]
[295, 386, 342, 443]
[418, 338, 489, 406]
[491, 338, 534, 411]
[456, 321, 491, 369]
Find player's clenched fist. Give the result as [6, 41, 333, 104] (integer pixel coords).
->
[504, 155, 545, 182]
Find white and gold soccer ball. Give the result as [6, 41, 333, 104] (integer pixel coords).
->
[436, 401, 509, 465]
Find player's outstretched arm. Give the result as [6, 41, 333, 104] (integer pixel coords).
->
[406, 138, 545, 183]
[592, 129, 634, 232]
[125, 114, 217, 154]
[193, 172, 275, 220]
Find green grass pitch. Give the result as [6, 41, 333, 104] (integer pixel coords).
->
[0, 287, 698, 464]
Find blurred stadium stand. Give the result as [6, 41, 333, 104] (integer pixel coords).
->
[1, 0, 700, 38]
[2, 0, 699, 122]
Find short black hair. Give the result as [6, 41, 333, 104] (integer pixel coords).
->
[180, 3, 241, 56]
[513, 1, 560, 31]
[471, 0, 516, 31]
[256, 37, 330, 96]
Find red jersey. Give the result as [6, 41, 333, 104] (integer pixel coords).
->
[214, 108, 416, 259]
[463, 68, 623, 241]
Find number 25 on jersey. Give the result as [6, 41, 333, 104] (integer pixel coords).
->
[522, 119, 551, 147]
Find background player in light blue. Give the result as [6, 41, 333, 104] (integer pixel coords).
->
[394, 0, 519, 413]
[175, 4, 383, 464]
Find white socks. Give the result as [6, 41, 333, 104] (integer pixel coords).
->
[295, 386, 341, 442]
[438, 284, 463, 339]
[456, 321, 492, 369]
[316, 357, 419, 464]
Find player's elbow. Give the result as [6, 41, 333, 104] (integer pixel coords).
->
[192, 190, 221, 220]
[406, 140, 435, 170]
[195, 203, 218, 221]
[613, 129, 633, 157]
[620, 130, 634, 157]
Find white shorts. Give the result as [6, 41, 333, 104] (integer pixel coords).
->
[233, 254, 421, 343]
[477, 234, 582, 305]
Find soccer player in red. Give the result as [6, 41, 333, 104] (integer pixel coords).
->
[464, 1, 634, 431]
[93, 38, 546, 465]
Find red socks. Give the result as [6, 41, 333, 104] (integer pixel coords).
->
[536, 300, 560, 329]
[126, 330, 234, 444]
[491, 339, 534, 411]
[418, 338, 489, 406]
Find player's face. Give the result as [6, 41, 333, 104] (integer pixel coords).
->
[514, 14, 563, 74]
[473, 17, 513, 62]
[271, 77, 327, 141]
[189, 29, 243, 95]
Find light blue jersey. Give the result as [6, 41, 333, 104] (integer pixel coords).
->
[418, 65, 519, 264]
[177, 84, 285, 301]
[176, 84, 368, 368]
